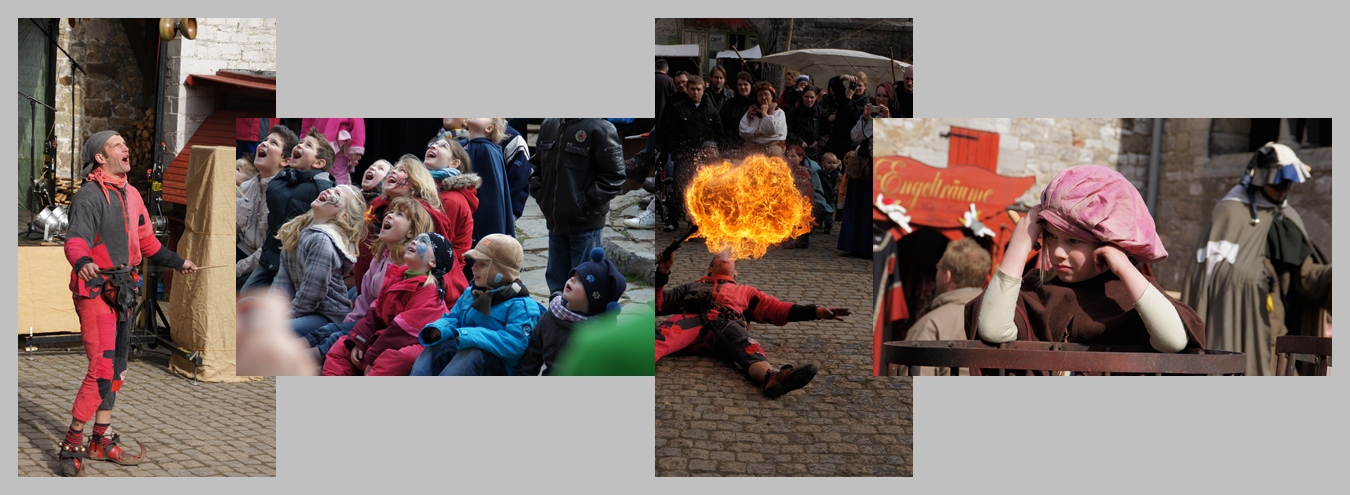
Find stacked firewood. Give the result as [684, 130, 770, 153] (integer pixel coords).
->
[128, 107, 155, 192]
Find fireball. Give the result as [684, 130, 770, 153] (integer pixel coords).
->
[684, 155, 814, 259]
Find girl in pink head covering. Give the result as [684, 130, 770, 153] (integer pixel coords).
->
[964, 165, 1206, 356]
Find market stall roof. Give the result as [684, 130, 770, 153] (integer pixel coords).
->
[656, 44, 700, 58]
[756, 48, 910, 85]
[715, 45, 761, 59]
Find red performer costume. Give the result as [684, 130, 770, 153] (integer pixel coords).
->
[56, 131, 196, 476]
[655, 253, 848, 398]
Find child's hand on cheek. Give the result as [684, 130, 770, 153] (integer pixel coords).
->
[1094, 244, 1130, 275]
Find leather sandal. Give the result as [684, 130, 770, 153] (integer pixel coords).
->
[57, 440, 87, 477]
[87, 433, 145, 466]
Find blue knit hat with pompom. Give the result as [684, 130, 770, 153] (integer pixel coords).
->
[569, 247, 626, 314]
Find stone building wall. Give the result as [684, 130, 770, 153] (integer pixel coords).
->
[876, 118, 1333, 291]
[53, 19, 150, 179]
[875, 118, 1128, 206]
[51, 18, 276, 180]
[164, 18, 277, 157]
[1148, 119, 1333, 290]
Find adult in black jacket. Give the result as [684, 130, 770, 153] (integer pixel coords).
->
[658, 76, 723, 232]
[530, 118, 626, 294]
[787, 85, 827, 158]
[718, 72, 756, 156]
[823, 75, 863, 159]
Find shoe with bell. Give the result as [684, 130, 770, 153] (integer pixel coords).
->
[762, 363, 818, 398]
[87, 432, 145, 466]
[624, 208, 656, 230]
[57, 440, 87, 477]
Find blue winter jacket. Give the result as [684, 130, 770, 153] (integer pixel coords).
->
[466, 137, 515, 242]
[418, 285, 545, 373]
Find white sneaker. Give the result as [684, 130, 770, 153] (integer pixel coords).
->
[623, 208, 656, 229]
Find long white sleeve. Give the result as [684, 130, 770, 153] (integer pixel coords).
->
[740, 109, 787, 143]
[1134, 284, 1188, 353]
[977, 269, 1022, 344]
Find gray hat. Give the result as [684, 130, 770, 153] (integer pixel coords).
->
[81, 130, 120, 177]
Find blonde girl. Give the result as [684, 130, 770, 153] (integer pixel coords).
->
[272, 184, 368, 344]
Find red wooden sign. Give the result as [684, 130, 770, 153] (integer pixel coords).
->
[873, 156, 1034, 229]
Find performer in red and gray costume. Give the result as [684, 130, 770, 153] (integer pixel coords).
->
[57, 130, 198, 476]
[655, 251, 849, 398]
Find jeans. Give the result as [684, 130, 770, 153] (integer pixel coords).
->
[314, 321, 356, 359]
[439, 348, 508, 376]
[241, 264, 277, 293]
[410, 335, 460, 376]
[545, 228, 603, 294]
[409, 337, 509, 376]
[291, 314, 336, 347]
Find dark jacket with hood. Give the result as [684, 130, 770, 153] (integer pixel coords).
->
[260, 167, 334, 272]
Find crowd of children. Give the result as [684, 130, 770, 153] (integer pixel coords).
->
[234, 121, 631, 376]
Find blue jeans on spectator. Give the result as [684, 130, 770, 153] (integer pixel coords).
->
[410, 335, 460, 376]
[242, 264, 277, 293]
[291, 314, 336, 346]
[545, 228, 603, 294]
[439, 348, 508, 376]
[409, 338, 509, 376]
[313, 321, 356, 361]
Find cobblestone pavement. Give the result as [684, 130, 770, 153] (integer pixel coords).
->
[17, 348, 276, 477]
[655, 226, 913, 476]
[516, 193, 655, 316]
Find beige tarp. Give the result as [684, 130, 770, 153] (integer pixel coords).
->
[168, 146, 257, 382]
[16, 245, 81, 335]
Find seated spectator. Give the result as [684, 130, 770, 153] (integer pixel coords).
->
[903, 237, 991, 376]
[308, 197, 434, 364]
[518, 247, 627, 376]
[323, 233, 455, 376]
[411, 234, 545, 376]
[271, 185, 366, 346]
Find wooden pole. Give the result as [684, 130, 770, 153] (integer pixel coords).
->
[787, 18, 794, 51]
[889, 47, 898, 85]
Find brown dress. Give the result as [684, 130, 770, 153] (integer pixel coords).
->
[963, 269, 1206, 349]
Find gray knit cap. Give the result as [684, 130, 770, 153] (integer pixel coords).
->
[81, 130, 120, 176]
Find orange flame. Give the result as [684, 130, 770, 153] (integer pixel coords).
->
[684, 155, 814, 259]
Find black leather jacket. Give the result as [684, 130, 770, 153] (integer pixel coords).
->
[530, 118, 626, 233]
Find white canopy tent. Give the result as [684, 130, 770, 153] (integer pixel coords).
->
[715, 45, 761, 59]
[755, 48, 910, 85]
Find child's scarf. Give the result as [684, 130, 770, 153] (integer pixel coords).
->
[549, 295, 588, 323]
[470, 280, 530, 317]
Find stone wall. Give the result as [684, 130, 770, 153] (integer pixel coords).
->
[1149, 119, 1333, 290]
[876, 118, 1334, 291]
[51, 18, 276, 181]
[164, 18, 277, 157]
[53, 19, 151, 179]
[875, 118, 1128, 206]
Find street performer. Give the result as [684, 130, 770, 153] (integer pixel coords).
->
[57, 130, 198, 476]
[655, 250, 849, 398]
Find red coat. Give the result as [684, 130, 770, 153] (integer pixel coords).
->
[416, 197, 469, 308]
[436, 173, 480, 271]
[345, 264, 448, 368]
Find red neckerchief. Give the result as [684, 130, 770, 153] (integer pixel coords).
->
[86, 166, 128, 204]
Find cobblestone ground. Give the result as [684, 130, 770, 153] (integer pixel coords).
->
[655, 227, 913, 476]
[17, 348, 276, 477]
